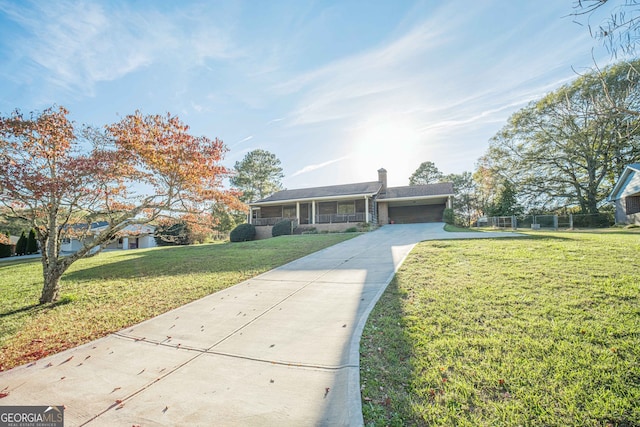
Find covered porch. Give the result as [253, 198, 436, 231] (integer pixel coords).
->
[250, 196, 374, 227]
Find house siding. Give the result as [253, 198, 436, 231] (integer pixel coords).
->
[616, 198, 640, 225]
[613, 169, 640, 225]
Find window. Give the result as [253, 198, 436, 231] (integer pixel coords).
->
[337, 201, 355, 214]
[626, 196, 640, 214]
[282, 205, 296, 218]
[62, 238, 71, 244]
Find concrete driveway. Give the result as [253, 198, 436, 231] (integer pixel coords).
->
[0, 223, 518, 426]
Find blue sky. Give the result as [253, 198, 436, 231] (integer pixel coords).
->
[0, 1, 613, 189]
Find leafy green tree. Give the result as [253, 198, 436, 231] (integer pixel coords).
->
[211, 202, 243, 233]
[231, 149, 284, 203]
[409, 161, 444, 185]
[16, 231, 27, 256]
[482, 60, 640, 214]
[485, 180, 522, 217]
[443, 171, 478, 227]
[26, 228, 38, 254]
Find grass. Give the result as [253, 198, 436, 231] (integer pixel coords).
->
[360, 231, 640, 426]
[0, 234, 354, 371]
[443, 224, 480, 232]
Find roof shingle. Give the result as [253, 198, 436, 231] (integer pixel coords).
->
[379, 182, 454, 199]
[254, 181, 382, 204]
[252, 180, 454, 204]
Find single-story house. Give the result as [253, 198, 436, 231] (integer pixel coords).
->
[609, 163, 640, 225]
[249, 168, 454, 238]
[61, 222, 157, 252]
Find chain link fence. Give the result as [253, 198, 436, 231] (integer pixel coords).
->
[479, 213, 614, 230]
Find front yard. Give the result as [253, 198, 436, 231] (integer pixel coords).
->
[0, 234, 355, 371]
[360, 230, 640, 426]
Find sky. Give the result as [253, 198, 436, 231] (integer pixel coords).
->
[0, 0, 616, 189]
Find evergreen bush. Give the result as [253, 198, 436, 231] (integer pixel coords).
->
[272, 220, 293, 237]
[16, 231, 27, 256]
[230, 223, 256, 242]
[26, 229, 38, 254]
[155, 222, 193, 246]
[443, 208, 455, 225]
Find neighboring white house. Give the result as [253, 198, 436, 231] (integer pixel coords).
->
[609, 163, 640, 226]
[61, 222, 157, 253]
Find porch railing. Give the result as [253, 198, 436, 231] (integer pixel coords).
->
[316, 212, 366, 224]
[252, 217, 299, 226]
[253, 213, 366, 226]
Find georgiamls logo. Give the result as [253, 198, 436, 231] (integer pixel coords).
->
[0, 405, 64, 426]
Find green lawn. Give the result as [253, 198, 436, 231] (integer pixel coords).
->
[0, 234, 354, 371]
[360, 231, 640, 426]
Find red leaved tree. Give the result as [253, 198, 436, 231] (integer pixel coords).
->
[0, 106, 244, 303]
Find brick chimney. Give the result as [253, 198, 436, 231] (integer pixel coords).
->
[378, 168, 387, 193]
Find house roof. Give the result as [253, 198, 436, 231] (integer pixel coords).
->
[250, 180, 454, 206]
[378, 182, 454, 200]
[252, 181, 383, 205]
[63, 221, 155, 234]
[609, 163, 640, 201]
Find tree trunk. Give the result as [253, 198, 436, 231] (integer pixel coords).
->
[40, 263, 65, 304]
[39, 217, 67, 304]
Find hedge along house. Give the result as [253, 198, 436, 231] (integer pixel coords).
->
[609, 163, 640, 225]
[248, 168, 454, 238]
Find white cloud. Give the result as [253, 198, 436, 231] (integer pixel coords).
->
[268, 117, 285, 125]
[230, 135, 253, 148]
[290, 156, 350, 177]
[1, 0, 239, 95]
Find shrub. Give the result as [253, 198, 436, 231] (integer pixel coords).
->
[357, 222, 374, 232]
[230, 223, 256, 242]
[155, 222, 194, 246]
[294, 226, 317, 235]
[26, 229, 38, 254]
[16, 231, 27, 256]
[272, 220, 293, 237]
[344, 227, 358, 233]
[443, 208, 455, 225]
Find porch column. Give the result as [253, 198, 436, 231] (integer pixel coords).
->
[447, 196, 453, 209]
[296, 202, 300, 224]
[364, 196, 369, 223]
[311, 201, 316, 225]
[122, 237, 129, 250]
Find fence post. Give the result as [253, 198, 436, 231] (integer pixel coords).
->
[553, 215, 558, 231]
[569, 214, 573, 229]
